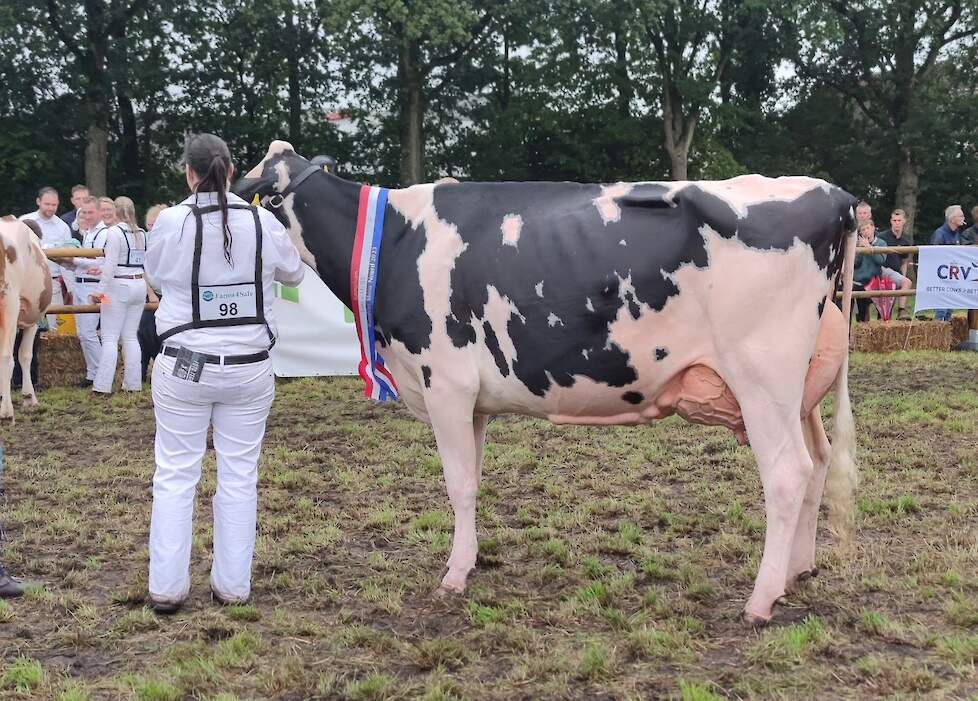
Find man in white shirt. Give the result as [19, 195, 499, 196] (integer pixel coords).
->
[19, 186, 72, 329]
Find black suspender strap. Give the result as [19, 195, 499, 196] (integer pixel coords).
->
[158, 202, 275, 348]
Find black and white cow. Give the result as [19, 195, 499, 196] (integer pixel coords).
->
[235, 142, 858, 625]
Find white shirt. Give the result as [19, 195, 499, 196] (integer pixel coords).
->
[19, 210, 72, 276]
[71, 222, 107, 277]
[145, 191, 304, 355]
[95, 224, 145, 297]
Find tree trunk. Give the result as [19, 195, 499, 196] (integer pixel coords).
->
[117, 88, 142, 199]
[662, 90, 696, 181]
[894, 146, 919, 241]
[83, 66, 110, 196]
[85, 122, 109, 197]
[613, 25, 632, 117]
[398, 38, 425, 185]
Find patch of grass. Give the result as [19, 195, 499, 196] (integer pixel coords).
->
[678, 680, 725, 701]
[215, 631, 261, 668]
[410, 511, 452, 533]
[936, 634, 978, 669]
[344, 672, 396, 701]
[224, 602, 260, 622]
[465, 600, 526, 626]
[59, 682, 92, 701]
[577, 641, 615, 680]
[1, 657, 44, 692]
[132, 678, 181, 701]
[748, 616, 830, 670]
[0, 599, 13, 622]
[412, 638, 469, 671]
[946, 596, 978, 626]
[857, 494, 921, 517]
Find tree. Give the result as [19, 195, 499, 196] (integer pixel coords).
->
[332, 0, 498, 184]
[44, 0, 152, 196]
[798, 0, 978, 236]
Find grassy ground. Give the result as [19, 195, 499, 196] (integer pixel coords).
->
[2, 351, 978, 700]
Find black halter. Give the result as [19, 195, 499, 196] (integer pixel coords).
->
[266, 165, 322, 209]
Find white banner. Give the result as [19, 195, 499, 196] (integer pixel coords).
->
[270, 265, 360, 377]
[914, 246, 978, 312]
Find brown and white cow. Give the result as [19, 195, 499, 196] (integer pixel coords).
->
[0, 217, 52, 420]
[235, 142, 858, 625]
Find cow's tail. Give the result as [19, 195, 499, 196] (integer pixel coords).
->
[823, 226, 858, 546]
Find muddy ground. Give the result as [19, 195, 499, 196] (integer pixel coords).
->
[1, 351, 977, 700]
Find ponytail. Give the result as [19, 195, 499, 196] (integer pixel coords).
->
[183, 133, 235, 266]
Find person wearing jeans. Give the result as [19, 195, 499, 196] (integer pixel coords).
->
[144, 133, 303, 613]
[90, 197, 146, 394]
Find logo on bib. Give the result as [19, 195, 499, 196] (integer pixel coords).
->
[202, 291, 214, 302]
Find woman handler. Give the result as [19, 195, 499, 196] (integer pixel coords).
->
[90, 196, 146, 393]
[144, 134, 304, 613]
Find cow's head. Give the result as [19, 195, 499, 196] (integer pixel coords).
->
[233, 140, 331, 270]
[232, 140, 314, 208]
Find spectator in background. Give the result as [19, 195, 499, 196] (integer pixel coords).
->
[90, 197, 146, 395]
[59, 196, 105, 386]
[145, 204, 168, 232]
[931, 205, 965, 321]
[960, 206, 978, 245]
[60, 184, 90, 242]
[19, 186, 72, 330]
[852, 220, 885, 322]
[855, 200, 872, 227]
[876, 208, 914, 320]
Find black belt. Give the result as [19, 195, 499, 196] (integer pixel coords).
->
[115, 274, 143, 279]
[75, 277, 100, 283]
[162, 346, 269, 365]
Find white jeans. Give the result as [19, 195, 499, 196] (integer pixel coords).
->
[93, 279, 144, 393]
[148, 351, 275, 603]
[74, 282, 101, 380]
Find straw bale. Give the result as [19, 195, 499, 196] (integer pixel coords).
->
[38, 334, 87, 388]
[851, 320, 955, 353]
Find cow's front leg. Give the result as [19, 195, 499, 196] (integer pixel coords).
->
[428, 403, 481, 595]
[0, 298, 18, 420]
[17, 324, 39, 407]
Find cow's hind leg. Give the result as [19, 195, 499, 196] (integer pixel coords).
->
[787, 407, 832, 591]
[17, 323, 39, 407]
[428, 399, 482, 595]
[720, 341, 815, 625]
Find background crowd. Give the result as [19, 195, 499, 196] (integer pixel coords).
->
[849, 200, 978, 323]
[14, 184, 167, 396]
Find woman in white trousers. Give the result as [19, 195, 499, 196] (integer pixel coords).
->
[90, 197, 146, 394]
[144, 133, 303, 613]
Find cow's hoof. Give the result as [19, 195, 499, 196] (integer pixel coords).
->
[741, 608, 771, 628]
[433, 584, 464, 599]
[786, 567, 818, 593]
[22, 394, 38, 407]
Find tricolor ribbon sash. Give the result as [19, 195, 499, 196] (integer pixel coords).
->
[350, 185, 399, 401]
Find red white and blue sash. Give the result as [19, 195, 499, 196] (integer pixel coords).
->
[350, 185, 399, 401]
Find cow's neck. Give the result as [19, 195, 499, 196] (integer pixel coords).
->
[296, 175, 362, 310]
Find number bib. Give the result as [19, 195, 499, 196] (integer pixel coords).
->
[199, 284, 258, 321]
[128, 249, 146, 266]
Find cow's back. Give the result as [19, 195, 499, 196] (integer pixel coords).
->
[379, 175, 854, 419]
